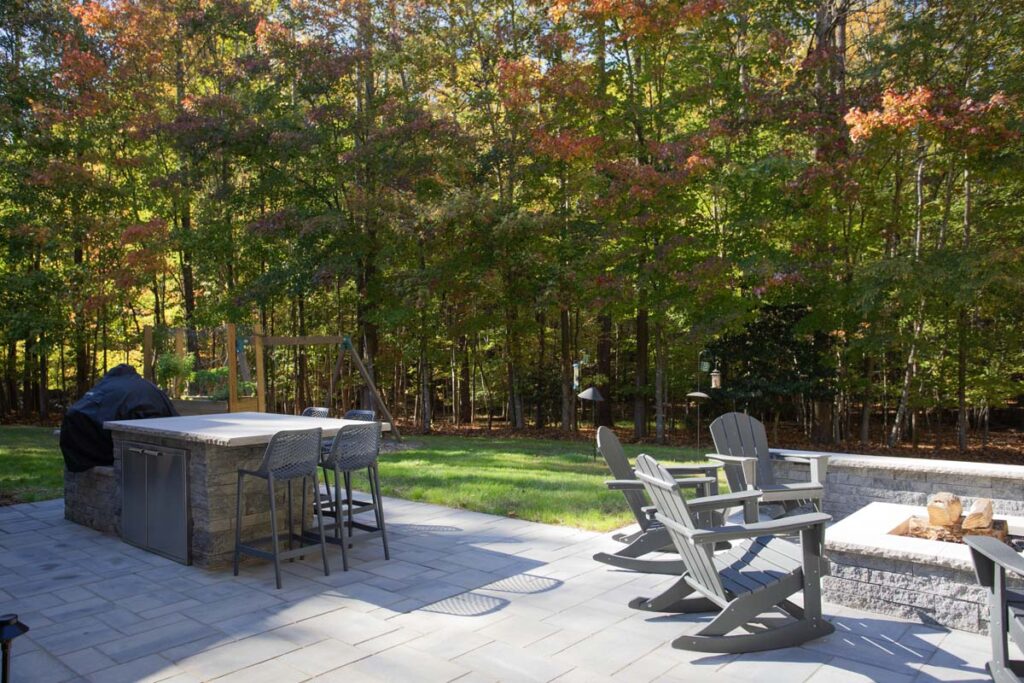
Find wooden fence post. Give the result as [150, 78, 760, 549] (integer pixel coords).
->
[143, 325, 154, 382]
[254, 323, 266, 412]
[226, 323, 239, 411]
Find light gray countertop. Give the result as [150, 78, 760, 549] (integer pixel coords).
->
[104, 411, 389, 447]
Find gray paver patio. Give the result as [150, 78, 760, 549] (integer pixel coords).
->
[0, 496, 1001, 682]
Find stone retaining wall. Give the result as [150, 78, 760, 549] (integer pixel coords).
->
[823, 549, 992, 633]
[771, 449, 1024, 521]
[770, 451, 1024, 633]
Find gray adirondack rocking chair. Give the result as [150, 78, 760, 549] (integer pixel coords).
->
[967, 536, 1024, 683]
[593, 426, 720, 575]
[709, 412, 828, 515]
[633, 453, 834, 653]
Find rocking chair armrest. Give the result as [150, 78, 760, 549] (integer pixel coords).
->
[966, 536, 1024, 579]
[770, 450, 830, 485]
[664, 463, 721, 476]
[668, 476, 717, 490]
[675, 512, 832, 545]
[706, 453, 759, 489]
[705, 453, 757, 464]
[686, 489, 762, 513]
[605, 479, 645, 491]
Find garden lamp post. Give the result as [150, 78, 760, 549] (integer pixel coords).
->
[686, 391, 710, 450]
[1, 614, 29, 683]
[577, 386, 604, 427]
[690, 350, 723, 450]
[578, 386, 604, 459]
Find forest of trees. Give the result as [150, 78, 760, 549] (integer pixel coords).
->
[1, 0, 1022, 451]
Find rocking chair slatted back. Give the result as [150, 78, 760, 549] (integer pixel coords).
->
[596, 427, 647, 527]
[710, 412, 776, 491]
[635, 453, 726, 601]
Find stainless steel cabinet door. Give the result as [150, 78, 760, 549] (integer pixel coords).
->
[122, 445, 147, 546]
[146, 449, 188, 562]
[121, 441, 190, 564]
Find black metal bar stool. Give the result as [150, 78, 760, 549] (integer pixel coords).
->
[316, 408, 372, 457]
[234, 428, 330, 589]
[336, 409, 378, 535]
[320, 422, 389, 568]
[301, 406, 330, 418]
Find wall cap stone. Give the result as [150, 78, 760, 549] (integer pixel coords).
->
[773, 448, 1024, 480]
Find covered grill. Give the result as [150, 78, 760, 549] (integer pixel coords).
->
[59, 364, 178, 472]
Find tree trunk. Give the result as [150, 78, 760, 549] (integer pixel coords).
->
[505, 310, 524, 430]
[73, 246, 90, 398]
[890, 138, 928, 447]
[889, 320, 921, 447]
[174, 45, 199, 361]
[419, 335, 431, 434]
[596, 314, 613, 427]
[654, 320, 666, 444]
[21, 336, 33, 418]
[535, 313, 546, 428]
[860, 356, 873, 445]
[560, 307, 573, 432]
[957, 167, 971, 453]
[957, 309, 968, 453]
[633, 307, 649, 439]
[297, 298, 309, 410]
[812, 400, 833, 444]
[982, 402, 989, 450]
[6, 341, 18, 414]
[38, 335, 48, 418]
[458, 335, 471, 424]
[356, 279, 378, 410]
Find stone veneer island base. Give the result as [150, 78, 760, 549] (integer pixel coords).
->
[65, 412, 378, 568]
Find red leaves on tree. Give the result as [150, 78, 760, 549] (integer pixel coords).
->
[846, 87, 1018, 153]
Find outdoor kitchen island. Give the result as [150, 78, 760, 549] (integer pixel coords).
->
[99, 412, 387, 568]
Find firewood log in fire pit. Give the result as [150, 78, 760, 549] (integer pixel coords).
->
[963, 498, 994, 530]
[927, 492, 962, 527]
[905, 492, 1007, 544]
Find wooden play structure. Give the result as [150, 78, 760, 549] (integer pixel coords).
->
[142, 325, 400, 439]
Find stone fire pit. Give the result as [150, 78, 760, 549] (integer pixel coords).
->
[824, 501, 1024, 633]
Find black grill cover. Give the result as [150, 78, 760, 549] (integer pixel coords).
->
[60, 364, 178, 472]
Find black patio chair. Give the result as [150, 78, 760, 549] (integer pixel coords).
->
[967, 536, 1024, 683]
[234, 428, 330, 589]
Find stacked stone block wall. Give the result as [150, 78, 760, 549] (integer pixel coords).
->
[770, 450, 1024, 633]
[64, 466, 119, 534]
[823, 551, 990, 632]
[772, 453, 1024, 522]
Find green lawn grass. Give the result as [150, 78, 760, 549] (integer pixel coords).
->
[0, 426, 64, 504]
[368, 434, 708, 531]
[0, 426, 714, 531]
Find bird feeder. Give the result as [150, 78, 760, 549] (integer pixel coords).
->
[710, 368, 722, 390]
